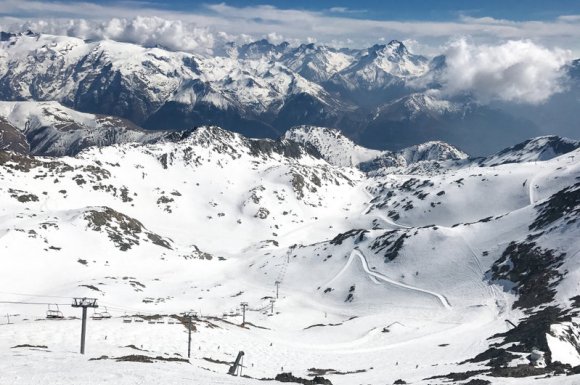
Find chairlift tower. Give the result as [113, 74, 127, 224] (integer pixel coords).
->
[240, 302, 248, 326]
[228, 351, 245, 376]
[71, 298, 98, 354]
[184, 311, 197, 359]
[269, 298, 275, 315]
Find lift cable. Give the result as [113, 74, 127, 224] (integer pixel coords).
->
[0, 300, 70, 305]
[0, 290, 72, 299]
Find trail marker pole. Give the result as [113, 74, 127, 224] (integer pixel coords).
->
[275, 281, 280, 299]
[71, 298, 98, 354]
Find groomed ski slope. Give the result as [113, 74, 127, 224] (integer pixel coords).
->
[325, 248, 452, 309]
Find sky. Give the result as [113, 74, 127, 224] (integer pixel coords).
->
[0, 0, 579, 56]
[5, 0, 580, 22]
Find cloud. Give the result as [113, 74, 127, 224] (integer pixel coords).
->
[0, 16, 224, 54]
[558, 15, 580, 22]
[0, 1, 579, 56]
[328, 7, 367, 15]
[436, 39, 572, 104]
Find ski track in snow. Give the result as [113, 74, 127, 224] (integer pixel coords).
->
[529, 171, 537, 205]
[458, 233, 484, 275]
[362, 186, 411, 229]
[326, 248, 452, 309]
[527, 164, 551, 205]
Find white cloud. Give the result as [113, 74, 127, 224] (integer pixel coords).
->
[437, 39, 572, 104]
[328, 7, 367, 14]
[1, 16, 222, 54]
[0, 1, 579, 56]
[558, 15, 580, 22]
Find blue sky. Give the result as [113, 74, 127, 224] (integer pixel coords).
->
[43, 0, 580, 21]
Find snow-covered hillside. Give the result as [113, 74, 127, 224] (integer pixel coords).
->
[480, 135, 580, 166]
[0, 101, 166, 155]
[1, 126, 580, 385]
[284, 125, 384, 167]
[286, 125, 468, 170]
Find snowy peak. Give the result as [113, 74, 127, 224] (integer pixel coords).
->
[359, 141, 468, 172]
[402, 92, 462, 117]
[386, 40, 408, 55]
[398, 141, 469, 164]
[374, 92, 462, 122]
[568, 58, 580, 79]
[285, 125, 382, 167]
[153, 125, 321, 167]
[353, 41, 429, 78]
[373, 40, 410, 60]
[325, 40, 429, 95]
[481, 135, 580, 166]
[285, 125, 468, 170]
[229, 39, 291, 60]
[0, 29, 37, 42]
[0, 116, 28, 153]
[281, 43, 355, 82]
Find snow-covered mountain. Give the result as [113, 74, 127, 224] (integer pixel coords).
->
[329, 40, 429, 89]
[362, 91, 541, 155]
[398, 140, 469, 164]
[480, 135, 580, 166]
[1, 126, 579, 384]
[323, 41, 429, 108]
[0, 32, 351, 139]
[285, 125, 468, 170]
[374, 92, 462, 121]
[0, 31, 565, 155]
[284, 125, 384, 167]
[281, 43, 355, 83]
[0, 101, 166, 156]
[225, 39, 291, 61]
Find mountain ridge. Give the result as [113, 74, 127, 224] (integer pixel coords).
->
[0, 31, 568, 155]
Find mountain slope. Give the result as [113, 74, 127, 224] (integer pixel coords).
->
[286, 125, 468, 170]
[480, 135, 580, 166]
[1, 128, 579, 385]
[0, 101, 166, 155]
[0, 33, 350, 138]
[363, 92, 542, 155]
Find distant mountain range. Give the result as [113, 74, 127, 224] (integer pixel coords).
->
[0, 31, 578, 155]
